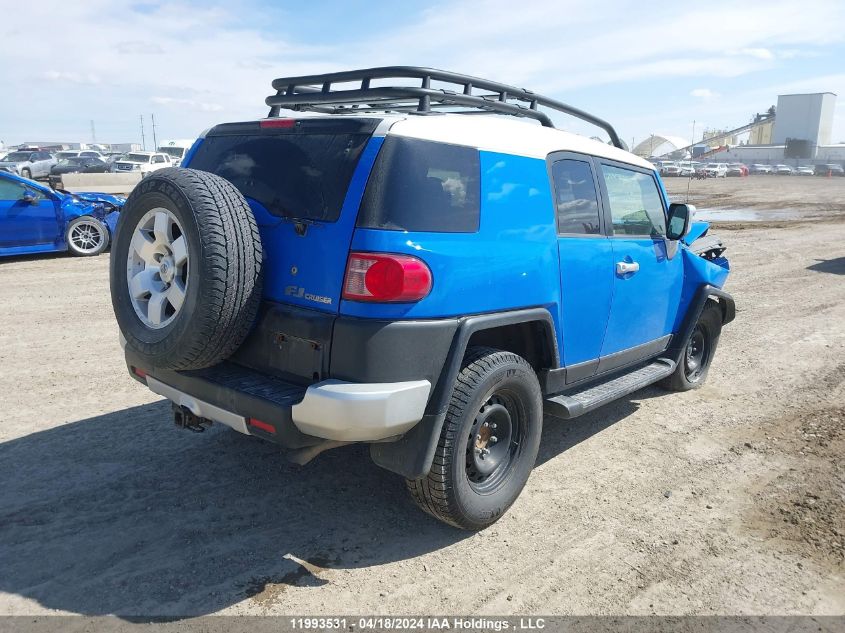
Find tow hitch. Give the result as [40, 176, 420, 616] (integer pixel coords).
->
[173, 403, 212, 433]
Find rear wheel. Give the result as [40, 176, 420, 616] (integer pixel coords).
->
[660, 300, 722, 391]
[406, 347, 543, 530]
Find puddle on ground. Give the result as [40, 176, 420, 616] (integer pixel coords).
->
[694, 207, 808, 222]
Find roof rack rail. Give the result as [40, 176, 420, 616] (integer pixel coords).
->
[264, 66, 624, 149]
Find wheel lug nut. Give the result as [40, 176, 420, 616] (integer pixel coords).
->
[491, 423, 497, 429]
[476, 434, 481, 441]
[490, 436, 497, 444]
[482, 422, 488, 427]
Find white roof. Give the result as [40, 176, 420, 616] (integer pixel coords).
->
[385, 114, 651, 168]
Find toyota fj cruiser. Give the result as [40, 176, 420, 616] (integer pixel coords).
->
[110, 67, 734, 530]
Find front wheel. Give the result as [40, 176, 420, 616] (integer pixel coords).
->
[406, 347, 543, 530]
[21, 168, 31, 179]
[66, 216, 110, 256]
[660, 300, 723, 391]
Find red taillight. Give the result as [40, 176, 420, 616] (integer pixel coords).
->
[248, 418, 276, 434]
[132, 366, 147, 380]
[260, 118, 296, 129]
[342, 252, 432, 302]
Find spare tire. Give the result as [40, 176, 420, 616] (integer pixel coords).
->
[110, 168, 262, 371]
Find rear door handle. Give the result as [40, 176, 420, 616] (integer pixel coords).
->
[616, 261, 640, 275]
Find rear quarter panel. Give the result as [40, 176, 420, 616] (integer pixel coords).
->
[341, 151, 561, 333]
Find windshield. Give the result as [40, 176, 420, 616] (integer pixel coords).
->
[159, 147, 186, 158]
[125, 153, 151, 163]
[189, 132, 370, 222]
[3, 152, 31, 162]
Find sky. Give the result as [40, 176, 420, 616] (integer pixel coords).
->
[2, 0, 844, 149]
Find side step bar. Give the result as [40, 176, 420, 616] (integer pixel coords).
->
[544, 358, 676, 420]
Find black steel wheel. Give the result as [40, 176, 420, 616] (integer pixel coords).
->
[661, 300, 723, 392]
[407, 346, 543, 530]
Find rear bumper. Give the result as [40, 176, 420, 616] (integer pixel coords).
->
[292, 379, 431, 441]
[127, 351, 431, 445]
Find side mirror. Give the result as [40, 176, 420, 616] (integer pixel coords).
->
[22, 189, 38, 203]
[667, 203, 694, 240]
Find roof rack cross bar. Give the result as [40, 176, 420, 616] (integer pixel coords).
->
[264, 67, 623, 148]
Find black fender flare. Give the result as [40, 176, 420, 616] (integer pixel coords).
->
[667, 284, 735, 366]
[370, 307, 558, 479]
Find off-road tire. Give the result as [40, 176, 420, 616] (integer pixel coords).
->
[660, 300, 722, 391]
[110, 167, 262, 370]
[406, 347, 543, 530]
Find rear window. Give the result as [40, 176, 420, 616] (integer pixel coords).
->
[357, 136, 480, 233]
[189, 133, 370, 222]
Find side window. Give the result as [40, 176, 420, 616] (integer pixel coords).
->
[601, 164, 666, 237]
[152, 155, 163, 164]
[551, 158, 601, 235]
[358, 136, 480, 233]
[0, 180, 26, 200]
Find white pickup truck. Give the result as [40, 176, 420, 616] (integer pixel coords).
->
[112, 152, 172, 176]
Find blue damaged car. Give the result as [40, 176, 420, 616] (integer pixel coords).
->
[110, 67, 734, 530]
[0, 170, 124, 257]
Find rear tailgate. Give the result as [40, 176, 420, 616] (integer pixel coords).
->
[185, 117, 383, 314]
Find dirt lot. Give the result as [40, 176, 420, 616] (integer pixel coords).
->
[1, 178, 844, 617]
[663, 174, 845, 225]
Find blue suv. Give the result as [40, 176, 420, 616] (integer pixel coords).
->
[109, 68, 734, 530]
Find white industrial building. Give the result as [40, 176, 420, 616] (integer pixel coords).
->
[705, 92, 843, 165]
[648, 92, 844, 166]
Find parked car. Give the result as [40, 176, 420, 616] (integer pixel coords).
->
[773, 164, 794, 175]
[110, 67, 734, 530]
[104, 152, 127, 164]
[702, 163, 728, 178]
[653, 160, 677, 176]
[112, 151, 172, 175]
[814, 163, 845, 176]
[0, 150, 56, 180]
[796, 165, 815, 176]
[54, 150, 106, 161]
[663, 162, 695, 177]
[750, 164, 774, 175]
[726, 163, 748, 177]
[49, 157, 111, 188]
[0, 171, 123, 257]
[156, 140, 196, 167]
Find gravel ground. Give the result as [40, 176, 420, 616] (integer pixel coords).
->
[663, 174, 845, 225]
[0, 200, 843, 616]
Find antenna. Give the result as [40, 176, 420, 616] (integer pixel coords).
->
[686, 119, 695, 203]
[140, 115, 146, 151]
[151, 113, 158, 150]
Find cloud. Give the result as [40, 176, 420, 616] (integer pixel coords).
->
[731, 48, 775, 60]
[691, 88, 718, 99]
[115, 41, 165, 55]
[1, 0, 844, 145]
[42, 70, 100, 84]
[151, 97, 223, 112]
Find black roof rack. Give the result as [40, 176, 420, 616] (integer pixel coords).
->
[265, 66, 624, 149]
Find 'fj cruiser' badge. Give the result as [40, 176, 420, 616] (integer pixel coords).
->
[285, 285, 332, 305]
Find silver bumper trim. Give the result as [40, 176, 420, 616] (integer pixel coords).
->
[291, 379, 431, 441]
[146, 376, 250, 435]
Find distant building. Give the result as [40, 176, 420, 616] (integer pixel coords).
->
[108, 143, 142, 153]
[632, 134, 690, 158]
[772, 92, 836, 147]
[748, 120, 774, 145]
